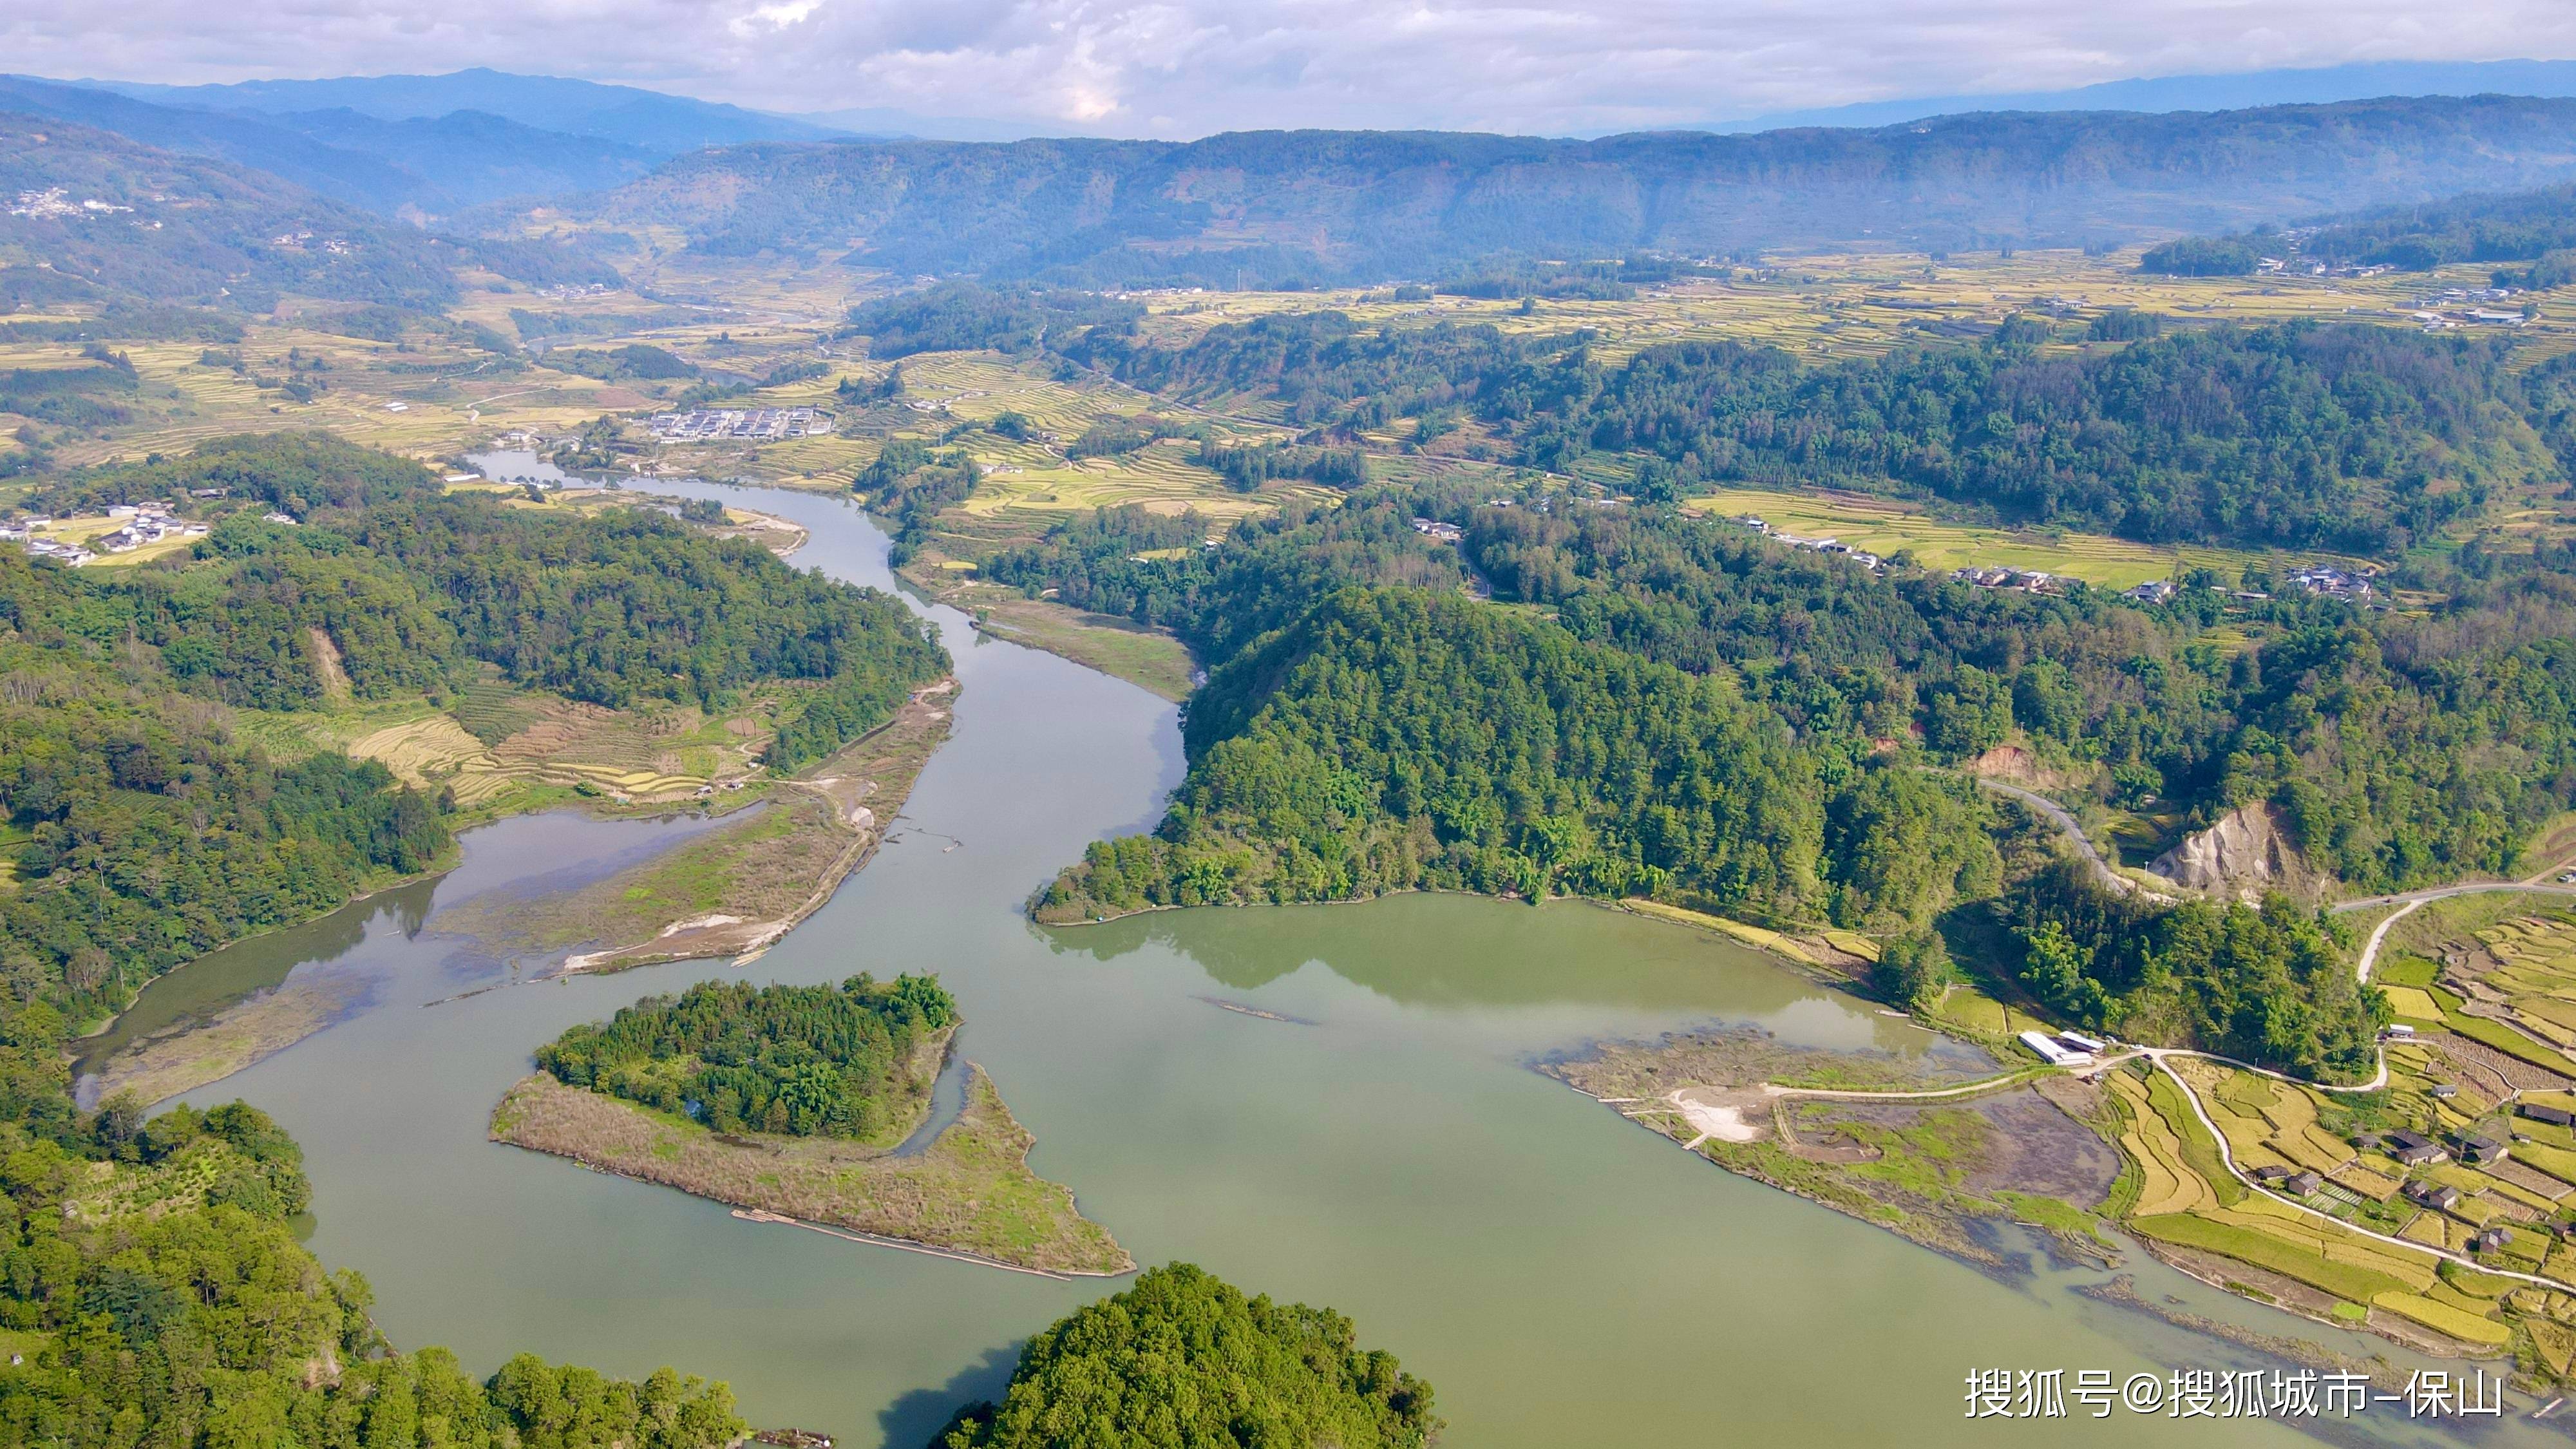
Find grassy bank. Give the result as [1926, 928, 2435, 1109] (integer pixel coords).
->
[431, 680, 955, 974]
[489, 1065, 1131, 1276]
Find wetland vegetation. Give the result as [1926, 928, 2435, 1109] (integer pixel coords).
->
[497, 975, 1130, 1276]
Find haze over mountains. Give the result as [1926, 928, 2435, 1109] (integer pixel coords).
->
[20, 64, 2576, 294]
[582, 98, 2576, 285]
[1714, 58, 2576, 133]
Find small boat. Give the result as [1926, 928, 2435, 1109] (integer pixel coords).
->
[753, 1430, 835, 1448]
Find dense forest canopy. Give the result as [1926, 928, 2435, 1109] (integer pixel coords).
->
[0, 434, 945, 1022]
[935, 1263, 1438, 1449]
[843, 282, 1144, 359]
[1009, 470, 2576, 1077]
[2281, 181, 2576, 270]
[0, 994, 743, 1447]
[2009, 860, 2385, 1081]
[1087, 316, 2549, 554]
[535, 975, 958, 1139]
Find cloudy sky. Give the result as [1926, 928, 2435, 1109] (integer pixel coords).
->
[10, 0, 2576, 137]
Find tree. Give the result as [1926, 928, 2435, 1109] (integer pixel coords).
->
[1871, 930, 1953, 1010]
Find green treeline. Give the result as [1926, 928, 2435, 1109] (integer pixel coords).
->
[1459, 502, 2576, 891]
[1073, 316, 2553, 553]
[1195, 439, 1370, 491]
[2266, 181, 2576, 272]
[982, 496, 1464, 663]
[2136, 237, 2260, 276]
[1, 434, 944, 1019]
[0, 999, 742, 1447]
[1007, 482, 2575, 1075]
[935, 1263, 1437, 1449]
[35, 433, 947, 726]
[1041, 587, 1998, 931]
[1493, 322, 2537, 553]
[0, 643, 446, 1016]
[535, 974, 958, 1139]
[844, 283, 1142, 359]
[2009, 860, 2385, 1081]
[1012, 492, 2576, 905]
[1070, 312, 1557, 428]
[542, 344, 698, 382]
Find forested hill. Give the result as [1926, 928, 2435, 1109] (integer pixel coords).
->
[1070, 313, 2558, 554]
[0, 113, 456, 309]
[0, 435, 945, 1024]
[1020, 481, 2576, 1081]
[2155, 179, 2576, 287]
[571, 97, 2576, 285]
[0, 983, 744, 1442]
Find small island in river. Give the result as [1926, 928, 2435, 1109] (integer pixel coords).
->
[491, 973, 1131, 1276]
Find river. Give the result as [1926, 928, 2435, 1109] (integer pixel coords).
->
[129, 478, 2519, 1448]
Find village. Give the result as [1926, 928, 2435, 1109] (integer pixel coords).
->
[647, 406, 837, 442]
[0, 498, 213, 566]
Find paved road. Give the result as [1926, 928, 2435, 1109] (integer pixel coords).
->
[1966, 777, 2175, 901]
[2332, 880, 2576, 914]
[2353, 898, 2423, 984]
[2143, 1050, 2574, 1294]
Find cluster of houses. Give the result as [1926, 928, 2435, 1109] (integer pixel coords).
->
[0, 501, 211, 566]
[1730, 516, 1886, 571]
[91, 502, 209, 553]
[2254, 254, 2393, 280]
[2282, 564, 2376, 601]
[269, 231, 355, 255]
[1720, 515, 2372, 610]
[9, 187, 136, 220]
[1947, 564, 2370, 606]
[1409, 516, 1464, 544]
[647, 407, 835, 442]
[1952, 564, 2067, 593]
[0, 519, 93, 566]
[2397, 289, 2529, 330]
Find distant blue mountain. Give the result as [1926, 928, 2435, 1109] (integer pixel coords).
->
[0, 74, 674, 216]
[79, 68, 849, 154]
[1703, 59, 2576, 133]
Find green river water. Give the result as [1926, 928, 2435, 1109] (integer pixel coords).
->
[100, 479, 2528, 1447]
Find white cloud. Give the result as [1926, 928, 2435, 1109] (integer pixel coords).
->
[3, 0, 2573, 137]
[731, 0, 826, 38]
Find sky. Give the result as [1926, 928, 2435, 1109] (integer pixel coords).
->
[9, 0, 2576, 138]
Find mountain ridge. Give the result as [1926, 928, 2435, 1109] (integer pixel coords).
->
[548, 96, 2576, 284]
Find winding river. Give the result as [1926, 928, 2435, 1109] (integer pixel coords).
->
[122, 481, 2522, 1448]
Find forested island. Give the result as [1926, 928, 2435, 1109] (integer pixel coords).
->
[494, 974, 1131, 1276]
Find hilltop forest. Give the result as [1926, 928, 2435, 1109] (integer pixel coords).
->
[1055, 310, 2560, 554]
[535, 974, 959, 1139]
[0, 435, 945, 1025]
[1012, 448, 2573, 1081]
[0, 984, 744, 1446]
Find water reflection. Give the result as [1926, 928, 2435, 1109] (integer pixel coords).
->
[78, 808, 740, 1101]
[1043, 893, 1972, 1063]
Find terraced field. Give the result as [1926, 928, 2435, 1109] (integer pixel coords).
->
[1681, 488, 2273, 591]
[1124, 246, 2568, 370]
[2099, 1021, 2576, 1363]
[341, 693, 769, 811]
